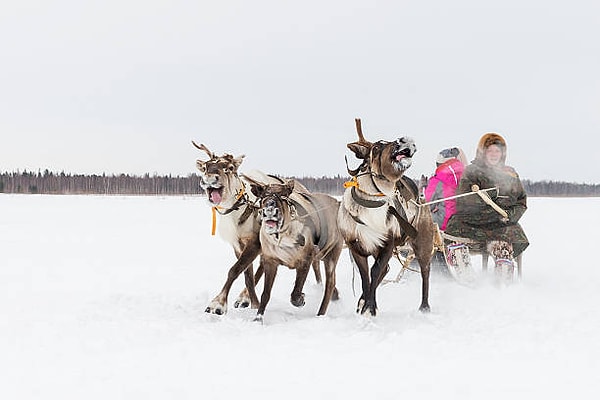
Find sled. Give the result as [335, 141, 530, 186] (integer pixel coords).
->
[380, 222, 523, 286]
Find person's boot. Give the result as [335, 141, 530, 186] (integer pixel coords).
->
[488, 241, 515, 286]
[445, 242, 476, 285]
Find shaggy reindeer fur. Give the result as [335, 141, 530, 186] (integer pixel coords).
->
[337, 120, 435, 316]
[246, 178, 343, 321]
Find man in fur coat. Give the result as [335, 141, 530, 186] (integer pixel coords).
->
[445, 133, 529, 276]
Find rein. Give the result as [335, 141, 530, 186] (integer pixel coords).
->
[415, 186, 498, 207]
[410, 186, 506, 220]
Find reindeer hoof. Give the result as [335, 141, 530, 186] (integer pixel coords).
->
[356, 299, 365, 314]
[332, 287, 340, 301]
[291, 293, 305, 307]
[234, 299, 250, 308]
[253, 314, 264, 324]
[419, 303, 431, 313]
[361, 301, 377, 317]
[205, 300, 227, 315]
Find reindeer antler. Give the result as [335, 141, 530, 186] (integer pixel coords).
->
[355, 118, 367, 143]
[345, 118, 373, 176]
[191, 141, 214, 159]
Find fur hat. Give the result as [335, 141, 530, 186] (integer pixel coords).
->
[476, 133, 507, 164]
[436, 147, 460, 165]
[436, 147, 468, 166]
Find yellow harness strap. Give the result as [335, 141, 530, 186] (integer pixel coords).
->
[343, 177, 386, 196]
[211, 206, 219, 235]
[343, 178, 359, 189]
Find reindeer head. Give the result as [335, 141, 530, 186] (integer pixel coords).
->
[347, 119, 416, 181]
[192, 141, 245, 206]
[244, 176, 295, 236]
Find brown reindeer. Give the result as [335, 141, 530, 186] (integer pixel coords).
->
[337, 119, 435, 316]
[193, 142, 325, 315]
[245, 177, 343, 322]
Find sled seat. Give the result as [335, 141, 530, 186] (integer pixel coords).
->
[439, 231, 523, 280]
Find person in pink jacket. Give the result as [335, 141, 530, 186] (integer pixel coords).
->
[424, 147, 467, 230]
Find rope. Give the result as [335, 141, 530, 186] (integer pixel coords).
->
[380, 249, 419, 285]
[414, 186, 498, 207]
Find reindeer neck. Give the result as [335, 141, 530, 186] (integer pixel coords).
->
[356, 172, 397, 197]
[219, 174, 248, 211]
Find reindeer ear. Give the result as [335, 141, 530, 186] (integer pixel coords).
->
[196, 160, 207, 173]
[249, 183, 266, 198]
[232, 155, 245, 171]
[347, 141, 372, 160]
[284, 179, 295, 195]
[371, 141, 383, 158]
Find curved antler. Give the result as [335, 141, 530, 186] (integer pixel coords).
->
[191, 141, 214, 159]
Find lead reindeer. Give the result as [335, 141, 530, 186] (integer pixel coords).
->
[245, 177, 343, 322]
[193, 142, 325, 315]
[193, 141, 265, 313]
[337, 119, 435, 316]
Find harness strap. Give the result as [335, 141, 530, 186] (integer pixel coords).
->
[350, 186, 387, 208]
[210, 184, 248, 236]
[388, 206, 418, 239]
[290, 197, 320, 248]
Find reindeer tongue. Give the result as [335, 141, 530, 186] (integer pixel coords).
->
[396, 154, 405, 161]
[209, 189, 222, 204]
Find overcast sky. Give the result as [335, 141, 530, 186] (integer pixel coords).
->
[1, 1, 599, 183]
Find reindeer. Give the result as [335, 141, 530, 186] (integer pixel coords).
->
[245, 177, 343, 321]
[193, 142, 326, 315]
[337, 119, 435, 316]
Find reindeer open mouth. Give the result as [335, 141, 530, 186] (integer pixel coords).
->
[391, 138, 416, 171]
[206, 185, 224, 205]
[261, 200, 284, 235]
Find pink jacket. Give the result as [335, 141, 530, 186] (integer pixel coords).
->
[424, 158, 465, 230]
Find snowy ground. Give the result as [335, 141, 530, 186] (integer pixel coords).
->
[1, 194, 598, 399]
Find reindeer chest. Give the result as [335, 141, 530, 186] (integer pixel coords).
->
[259, 223, 312, 267]
[217, 207, 258, 247]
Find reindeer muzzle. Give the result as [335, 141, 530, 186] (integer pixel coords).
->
[261, 200, 282, 234]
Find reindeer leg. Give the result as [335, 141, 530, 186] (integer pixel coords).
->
[255, 260, 279, 321]
[234, 257, 264, 309]
[291, 261, 310, 307]
[206, 236, 261, 315]
[349, 248, 370, 314]
[317, 243, 342, 315]
[311, 256, 322, 284]
[411, 236, 434, 313]
[363, 240, 394, 316]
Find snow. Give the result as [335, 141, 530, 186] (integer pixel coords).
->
[1, 194, 599, 399]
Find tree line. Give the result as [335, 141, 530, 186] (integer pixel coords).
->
[0, 170, 599, 197]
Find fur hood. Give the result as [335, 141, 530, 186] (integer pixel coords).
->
[475, 133, 507, 165]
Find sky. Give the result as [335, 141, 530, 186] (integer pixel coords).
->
[1, 194, 598, 398]
[1, 1, 599, 183]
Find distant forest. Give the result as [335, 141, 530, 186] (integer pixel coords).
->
[1, 170, 599, 197]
